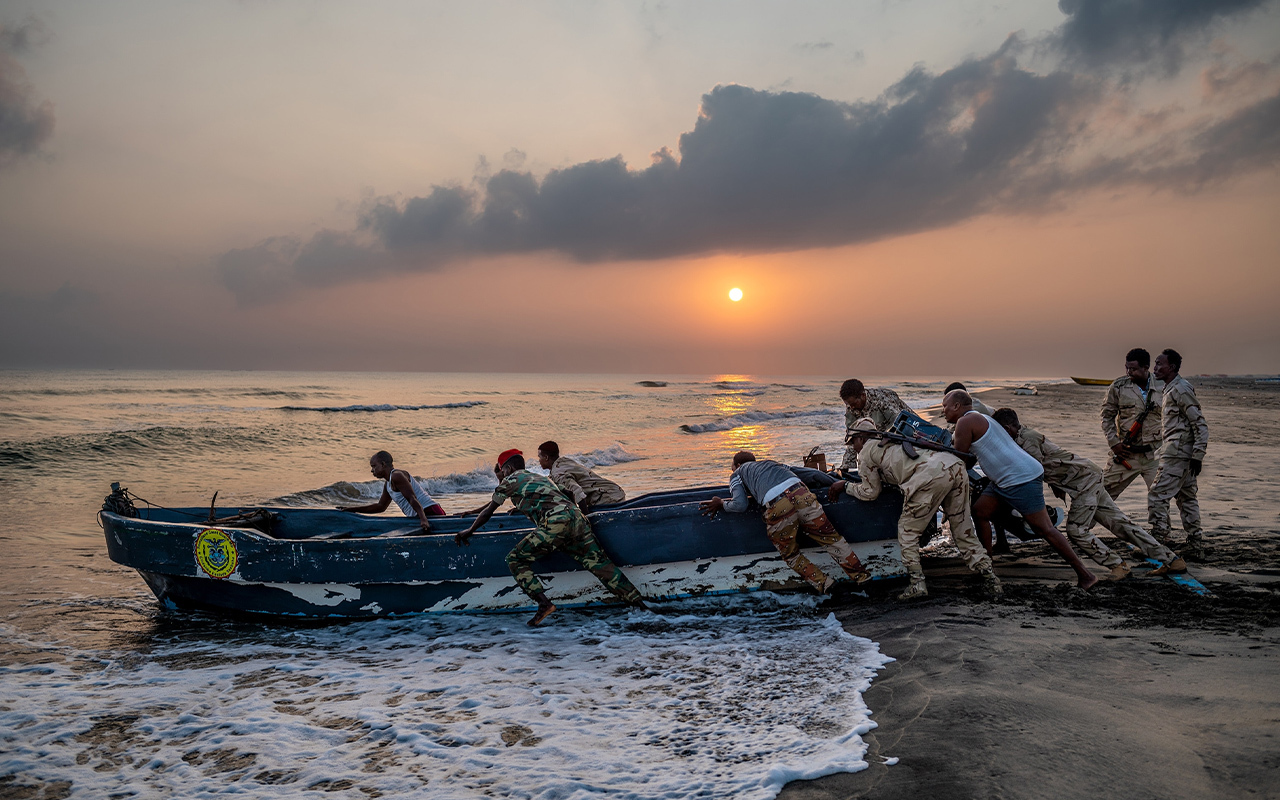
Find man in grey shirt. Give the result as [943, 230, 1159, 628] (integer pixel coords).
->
[700, 451, 870, 593]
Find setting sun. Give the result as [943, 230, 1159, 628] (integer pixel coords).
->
[728, 287, 743, 302]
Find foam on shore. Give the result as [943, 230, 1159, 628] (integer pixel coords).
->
[0, 595, 890, 799]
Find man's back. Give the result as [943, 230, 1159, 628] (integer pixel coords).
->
[1015, 426, 1100, 492]
[493, 470, 579, 527]
[550, 456, 625, 506]
[963, 412, 1043, 488]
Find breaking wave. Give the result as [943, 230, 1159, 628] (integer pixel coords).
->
[571, 444, 644, 469]
[679, 408, 840, 434]
[280, 401, 488, 413]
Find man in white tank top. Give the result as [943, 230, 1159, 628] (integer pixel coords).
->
[944, 390, 1100, 590]
[338, 450, 446, 533]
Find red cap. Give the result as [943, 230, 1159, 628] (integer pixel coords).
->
[496, 448, 523, 467]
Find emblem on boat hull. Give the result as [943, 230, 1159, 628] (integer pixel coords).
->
[195, 529, 238, 579]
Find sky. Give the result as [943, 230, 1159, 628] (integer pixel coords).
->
[1, 0, 1278, 376]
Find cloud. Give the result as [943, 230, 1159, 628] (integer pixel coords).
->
[1048, 0, 1274, 76]
[219, 29, 1280, 303]
[0, 19, 54, 168]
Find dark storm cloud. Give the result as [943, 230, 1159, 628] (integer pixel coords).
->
[1049, 0, 1273, 75]
[218, 31, 1280, 304]
[0, 19, 55, 168]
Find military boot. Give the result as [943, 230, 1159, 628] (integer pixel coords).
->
[1149, 557, 1188, 576]
[980, 570, 1003, 597]
[1109, 562, 1133, 581]
[1181, 534, 1207, 562]
[897, 574, 928, 601]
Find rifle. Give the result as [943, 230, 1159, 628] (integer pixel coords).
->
[846, 428, 978, 468]
[1115, 390, 1158, 468]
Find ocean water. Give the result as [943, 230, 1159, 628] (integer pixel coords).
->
[0, 370, 1043, 798]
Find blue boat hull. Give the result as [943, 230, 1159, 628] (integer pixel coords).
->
[102, 485, 906, 618]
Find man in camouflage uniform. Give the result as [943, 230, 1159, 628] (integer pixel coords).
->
[994, 408, 1184, 578]
[1148, 349, 1209, 557]
[700, 451, 871, 594]
[830, 418, 1001, 600]
[1101, 347, 1165, 499]
[839, 378, 910, 471]
[537, 440, 626, 510]
[456, 449, 644, 626]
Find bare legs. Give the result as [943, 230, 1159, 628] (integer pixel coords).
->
[973, 494, 1099, 590]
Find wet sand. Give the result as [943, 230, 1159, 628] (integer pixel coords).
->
[784, 378, 1280, 800]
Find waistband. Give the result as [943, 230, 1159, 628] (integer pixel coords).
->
[762, 476, 804, 505]
[1128, 444, 1153, 454]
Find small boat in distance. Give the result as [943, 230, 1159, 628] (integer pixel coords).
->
[100, 482, 905, 620]
[1070, 377, 1113, 386]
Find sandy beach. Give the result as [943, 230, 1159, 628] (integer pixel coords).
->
[784, 378, 1280, 800]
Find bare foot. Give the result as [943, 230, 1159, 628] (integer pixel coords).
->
[1077, 573, 1100, 591]
[528, 603, 557, 627]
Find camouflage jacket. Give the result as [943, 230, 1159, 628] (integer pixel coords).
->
[841, 387, 910, 469]
[846, 439, 963, 502]
[549, 456, 625, 507]
[1014, 426, 1100, 495]
[1159, 375, 1209, 461]
[492, 470, 581, 528]
[1101, 375, 1165, 449]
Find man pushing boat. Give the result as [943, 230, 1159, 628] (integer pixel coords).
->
[338, 451, 446, 533]
[699, 451, 872, 594]
[455, 448, 647, 626]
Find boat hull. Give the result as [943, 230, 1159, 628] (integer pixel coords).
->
[102, 485, 906, 618]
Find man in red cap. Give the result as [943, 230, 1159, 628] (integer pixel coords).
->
[456, 449, 645, 626]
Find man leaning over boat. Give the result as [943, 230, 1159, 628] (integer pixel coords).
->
[537, 440, 626, 511]
[699, 451, 871, 595]
[338, 451, 446, 533]
[455, 448, 647, 627]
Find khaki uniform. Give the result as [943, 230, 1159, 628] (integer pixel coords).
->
[1101, 375, 1165, 498]
[846, 440, 992, 578]
[492, 471, 640, 603]
[549, 456, 626, 508]
[841, 387, 910, 470]
[1015, 427, 1177, 565]
[1148, 375, 1209, 544]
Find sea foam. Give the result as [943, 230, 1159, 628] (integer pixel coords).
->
[0, 595, 890, 799]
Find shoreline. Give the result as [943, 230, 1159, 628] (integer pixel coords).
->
[783, 378, 1280, 800]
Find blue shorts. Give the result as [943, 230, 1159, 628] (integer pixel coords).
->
[981, 478, 1046, 516]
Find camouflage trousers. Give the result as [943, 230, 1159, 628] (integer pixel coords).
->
[763, 484, 866, 593]
[1073, 482, 1178, 563]
[506, 512, 641, 604]
[1102, 450, 1158, 500]
[900, 461, 991, 578]
[1148, 456, 1202, 544]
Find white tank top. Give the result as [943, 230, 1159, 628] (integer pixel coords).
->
[387, 470, 437, 517]
[965, 412, 1044, 488]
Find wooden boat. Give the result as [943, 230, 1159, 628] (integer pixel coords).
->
[1070, 377, 1113, 386]
[100, 483, 905, 619]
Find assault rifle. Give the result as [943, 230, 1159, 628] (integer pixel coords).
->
[1115, 390, 1159, 469]
[845, 428, 978, 468]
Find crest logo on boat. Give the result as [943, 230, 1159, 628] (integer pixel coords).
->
[195, 529, 238, 579]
